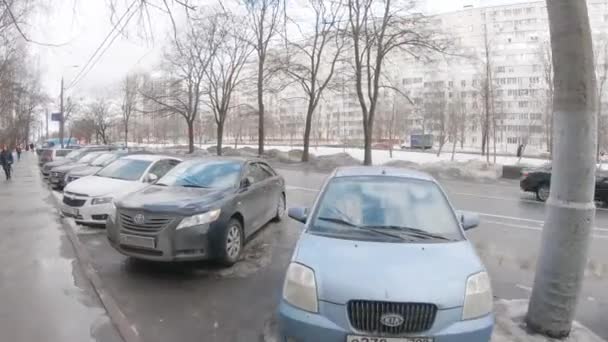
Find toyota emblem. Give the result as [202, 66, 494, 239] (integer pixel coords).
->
[134, 214, 145, 225]
[380, 313, 404, 327]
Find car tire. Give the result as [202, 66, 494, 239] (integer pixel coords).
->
[273, 193, 286, 222]
[219, 219, 243, 266]
[536, 184, 550, 202]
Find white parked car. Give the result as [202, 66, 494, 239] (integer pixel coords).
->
[61, 154, 181, 226]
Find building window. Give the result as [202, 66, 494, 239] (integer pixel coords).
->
[496, 66, 505, 73]
[513, 8, 522, 15]
[448, 81, 453, 87]
[519, 89, 529, 96]
[461, 80, 466, 87]
[526, 7, 534, 14]
[530, 77, 540, 84]
[519, 101, 529, 108]
[532, 64, 541, 72]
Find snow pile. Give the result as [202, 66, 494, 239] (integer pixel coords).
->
[384, 159, 502, 181]
[310, 153, 360, 172]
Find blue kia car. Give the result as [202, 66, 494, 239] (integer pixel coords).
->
[278, 166, 493, 342]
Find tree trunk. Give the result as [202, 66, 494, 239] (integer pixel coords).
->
[124, 124, 129, 148]
[257, 57, 265, 156]
[187, 120, 194, 154]
[526, 0, 597, 337]
[451, 137, 457, 161]
[363, 119, 373, 165]
[302, 104, 314, 162]
[216, 121, 224, 156]
[481, 129, 487, 156]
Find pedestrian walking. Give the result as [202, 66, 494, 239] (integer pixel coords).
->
[0, 145, 13, 180]
[29, 143, 34, 152]
[16, 145, 22, 161]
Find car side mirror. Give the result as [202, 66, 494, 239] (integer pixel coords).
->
[145, 173, 158, 184]
[288, 207, 309, 224]
[241, 176, 254, 188]
[457, 210, 480, 230]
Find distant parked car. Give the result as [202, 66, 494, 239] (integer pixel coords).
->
[61, 154, 181, 226]
[64, 151, 130, 185]
[48, 151, 107, 190]
[38, 148, 74, 167]
[520, 164, 608, 203]
[106, 157, 286, 265]
[42, 146, 117, 176]
[278, 166, 493, 342]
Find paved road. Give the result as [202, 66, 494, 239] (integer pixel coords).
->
[0, 153, 121, 342]
[50, 165, 608, 341]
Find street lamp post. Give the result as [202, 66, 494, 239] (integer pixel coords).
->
[58, 65, 79, 148]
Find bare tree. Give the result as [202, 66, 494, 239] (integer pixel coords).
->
[204, 12, 253, 156]
[535, 40, 554, 154]
[121, 73, 139, 148]
[526, 0, 598, 337]
[449, 90, 466, 161]
[241, 0, 283, 156]
[90, 98, 112, 144]
[283, 0, 345, 162]
[346, 0, 448, 165]
[141, 19, 218, 153]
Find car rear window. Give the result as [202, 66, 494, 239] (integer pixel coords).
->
[97, 159, 152, 181]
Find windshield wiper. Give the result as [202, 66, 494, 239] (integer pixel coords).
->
[316, 217, 407, 241]
[155, 183, 168, 186]
[363, 225, 454, 241]
[181, 184, 210, 188]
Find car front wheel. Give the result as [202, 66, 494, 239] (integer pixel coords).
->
[536, 184, 550, 202]
[219, 219, 243, 266]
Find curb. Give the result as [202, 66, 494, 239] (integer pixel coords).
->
[47, 190, 142, 342]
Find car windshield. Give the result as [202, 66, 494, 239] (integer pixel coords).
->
[96, 159, 152, 181]
[90, 153, 117, 167]
[78, 153, 101, 164]
[310, 176, 463, 242]
[157, 160, 242, 188]
[66, 150, 83, 160]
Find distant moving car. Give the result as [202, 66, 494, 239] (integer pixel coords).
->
[42, 146, 116, 176]
[520, 164, 608, 203]
[106, 158, 286, 265]
[48, 151, 106, 189]
[61, 154, 181, 226]
[38, 148, 74, 166]
[279, 166, 493, 342]
[64, 151, 129, 185]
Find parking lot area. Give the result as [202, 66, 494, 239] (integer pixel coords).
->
[38, 164, 608, 342]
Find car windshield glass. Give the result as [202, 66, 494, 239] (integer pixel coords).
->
[157, 160, 242, 188]
[310, 176, 463, 242]
[66, 150, 83, 160]
[91, 154, 116, 166]
[78, 153, 101, 164]
[96, 159, 152, 181]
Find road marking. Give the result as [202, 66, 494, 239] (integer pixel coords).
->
[515, 284, 532, 292]
[483, 219, 608, 239]
[480, 213, 608, 232]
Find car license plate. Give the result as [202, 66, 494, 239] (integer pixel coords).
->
[63, 206, 79, 217]
[120, 234, 156, 249]
[347, 336, 433, 342]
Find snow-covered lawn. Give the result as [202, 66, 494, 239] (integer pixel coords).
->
[130, 142, 549, 167]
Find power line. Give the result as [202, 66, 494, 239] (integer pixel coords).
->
[65, 0, 139, 90]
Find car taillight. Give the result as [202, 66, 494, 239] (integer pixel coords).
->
[521, 172, 529, 178]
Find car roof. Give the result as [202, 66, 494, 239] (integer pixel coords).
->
[121, 154, 180, 162]
[332, 166, 435, 182]
[181, 156, 267, 164]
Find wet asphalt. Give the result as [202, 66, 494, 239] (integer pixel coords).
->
[4, 153, 608, 341]
[0, 153, 122, 342]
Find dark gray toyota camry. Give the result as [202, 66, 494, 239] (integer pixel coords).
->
[106, 157, 286, 265]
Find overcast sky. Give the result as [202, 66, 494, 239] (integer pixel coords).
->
[29, 0, 531, 110]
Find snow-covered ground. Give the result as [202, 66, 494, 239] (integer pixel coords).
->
[131, 142, 549, 167]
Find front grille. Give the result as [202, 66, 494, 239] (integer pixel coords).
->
[347, 301, 437, 335]
[119, 211, 173, 233]
[63, 196, 86, 207]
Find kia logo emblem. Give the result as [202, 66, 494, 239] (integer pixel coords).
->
[134, 214, 145, 225]
[380, 313, 404, 327]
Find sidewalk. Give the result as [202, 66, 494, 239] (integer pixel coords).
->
[0, 153, 121, 342]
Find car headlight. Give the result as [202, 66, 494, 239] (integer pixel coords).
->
[283, 262, 318, 313]
[176, 209, 221, 230]
[462, 271, 493, 320]
[91, 197, 113, 205]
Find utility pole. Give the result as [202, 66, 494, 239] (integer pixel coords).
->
[526, 0, 597, 338]
[59, 77, 64, 148]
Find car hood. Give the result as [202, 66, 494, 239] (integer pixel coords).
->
[117, 185, 233, 215]
[293, 233, 484, 309]
[65, 176, 146, 198]
[69, 166, 102, 177]
[53, 163, 88, 173]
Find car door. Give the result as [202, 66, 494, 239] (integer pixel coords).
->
[238, 162, 268, 234]
[257, 162, 283, 221]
